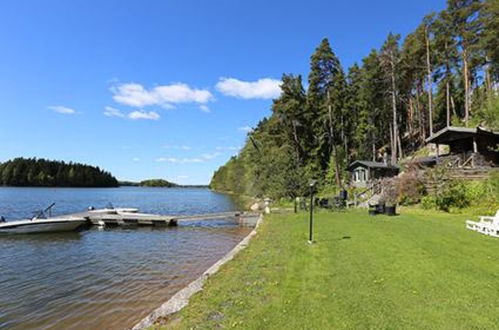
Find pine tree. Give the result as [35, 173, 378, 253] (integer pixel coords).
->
[380, 33, 401, 164]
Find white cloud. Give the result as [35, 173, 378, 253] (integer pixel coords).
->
[111, 83, 214, 108]
[216, 77, 281, 99]
[201, 152, 221, 160]
[103, 106, 159, 120]
[48, 105, 76, 115]
[163, 145, 192, 151]
[155, 152, 221, 164]
[215, 146, 241, 151]
[156, 157, 203, 164]
[199, 105, 210, 113]
[238, 126, 253, 133]
[104, 106, 125, 118]
[132, 157, 140, 162]
[128, 110, 160, 120]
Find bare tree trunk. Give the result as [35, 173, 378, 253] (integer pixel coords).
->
[397, 132, 403, 159]
[425, 26, 433, 135]
[389, 122, 394, 164]
[328, 90, 341, 187]
[485, 55, 492, 91]
[445, 77, 450, 127]
[415, 85, 424, 142]
[451, 95, 457, 119]
[390, 58, 398, 165]
[291, 121, 301, 164]
[463, 50, 470, 127]
[408, 97, 414, 136]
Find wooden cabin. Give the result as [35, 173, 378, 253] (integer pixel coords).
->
[425, 126, 499, 168]
[347, 160, 400, 188]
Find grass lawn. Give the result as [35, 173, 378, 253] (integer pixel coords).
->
[162, 208, 499, 329]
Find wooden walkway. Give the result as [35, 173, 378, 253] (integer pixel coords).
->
[55, 209, 259, 227]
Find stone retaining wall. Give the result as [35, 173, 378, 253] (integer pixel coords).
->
[131, 214, 264, 329]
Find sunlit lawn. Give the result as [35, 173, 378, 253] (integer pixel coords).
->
[162, 208, 499, 329]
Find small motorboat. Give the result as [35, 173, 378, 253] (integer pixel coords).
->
[0, 203, 88, 234]
[87, 203, 139, 214]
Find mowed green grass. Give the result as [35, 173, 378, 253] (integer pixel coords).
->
[164, 208, 499, 329]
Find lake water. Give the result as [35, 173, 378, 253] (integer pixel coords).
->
[0, 187, 250, 329]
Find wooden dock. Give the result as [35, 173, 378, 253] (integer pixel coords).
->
[55, 209, 259, 227]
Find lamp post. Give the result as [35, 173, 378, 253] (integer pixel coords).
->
[308, 180, 317, 244]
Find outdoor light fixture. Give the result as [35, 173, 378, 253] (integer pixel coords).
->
[308, 179, 317, 244]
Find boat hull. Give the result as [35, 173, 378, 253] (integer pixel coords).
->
[0, 219, 87, 234]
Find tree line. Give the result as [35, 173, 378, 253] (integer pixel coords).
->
[210, 0, 498, 199]
[0, 158, 118, 187]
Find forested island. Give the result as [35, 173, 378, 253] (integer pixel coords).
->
[119, 179, 208, 188]
[0, 158, 118, 187]
[210, 0, 498, 199]
[139, 179, 178, 187]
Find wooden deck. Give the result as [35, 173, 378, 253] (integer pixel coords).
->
[54, 209, 259, 227]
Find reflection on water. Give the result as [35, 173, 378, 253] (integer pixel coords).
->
[0, 187, 250, 329]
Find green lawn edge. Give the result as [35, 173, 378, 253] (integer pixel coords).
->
[156, 208, 499, 329]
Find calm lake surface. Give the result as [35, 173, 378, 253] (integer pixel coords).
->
[0, 187, 250, 329]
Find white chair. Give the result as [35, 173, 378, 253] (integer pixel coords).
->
[466, 210, 499, 237]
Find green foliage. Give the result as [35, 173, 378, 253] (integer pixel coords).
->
[420, 172, 499, 213]
[0, 157, 118, 187]
[139, 179, 177, 187]
[397, 169, 426, 205]
[421, 195, 437, 209]
[435, 180, 469, 211]
[211, 0, 498, 200]
[478, 91, 499, 130]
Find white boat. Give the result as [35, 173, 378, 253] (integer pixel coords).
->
[0, 216, 88, 234]
[0, 203, 87, 234]
[87, 203, 139, 215]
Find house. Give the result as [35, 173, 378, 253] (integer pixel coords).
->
[347, 160, 399, 188]
[424, 126, 499, 168]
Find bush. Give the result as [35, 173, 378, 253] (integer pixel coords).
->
[435, 180, 469, 212]
[398, 168, 426, 205]
[421, 195, 437, 209]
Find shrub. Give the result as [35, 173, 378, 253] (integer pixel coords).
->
[421, 195, 436, 209]
[398, 168, 426, 205]
[435, 180, 469, 211]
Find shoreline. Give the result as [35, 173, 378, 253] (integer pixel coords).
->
[131, 213, 264, 329]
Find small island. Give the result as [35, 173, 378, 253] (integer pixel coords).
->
[139, 179, 178, 187]
[0, 157, 118, 187]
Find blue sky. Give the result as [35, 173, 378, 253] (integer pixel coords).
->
[0, 0, 446, 184]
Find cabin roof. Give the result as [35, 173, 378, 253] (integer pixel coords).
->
[425, 126, 499, 145]
[347, 160, 399, 171]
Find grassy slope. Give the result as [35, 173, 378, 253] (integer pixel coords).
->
[164, 208, 499, 329]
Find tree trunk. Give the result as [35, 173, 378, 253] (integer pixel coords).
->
[328, 91, 341, 187]
[425, 26, 433, 135]
[390, 58, 398, 165]
[445, 78, 450, 127]
[397, 131, 403, 160]
[463, 49, 470, 127]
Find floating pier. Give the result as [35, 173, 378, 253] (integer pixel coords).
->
[54, 208, 259, 227]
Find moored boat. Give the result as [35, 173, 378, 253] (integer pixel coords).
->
[0, 203, 88, 234]
[0, 217, 88, 234]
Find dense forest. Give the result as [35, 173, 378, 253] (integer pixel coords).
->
[0, 158, 118, 187]
[139, 179, 178, 187]
[210, 0, 499, 199]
